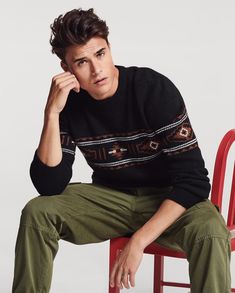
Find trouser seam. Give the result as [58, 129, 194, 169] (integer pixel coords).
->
[224, 237, 231, 292]
[20, 223, 59, 241]
[194, 234, 230, 245]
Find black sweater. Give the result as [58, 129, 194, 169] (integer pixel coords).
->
[30, 65, 210, 209]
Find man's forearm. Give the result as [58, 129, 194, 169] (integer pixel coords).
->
[37, 112, 62, 167]
[131, 199, 186, 250]
[36, 71, 80, 167]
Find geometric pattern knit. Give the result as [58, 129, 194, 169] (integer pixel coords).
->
[61, 108, 197, 170]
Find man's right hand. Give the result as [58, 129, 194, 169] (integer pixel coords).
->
[45, 72, 80, 116]
[36, 72, 79, 166]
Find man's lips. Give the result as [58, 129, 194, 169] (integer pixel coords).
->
[94, 77, 108, 84]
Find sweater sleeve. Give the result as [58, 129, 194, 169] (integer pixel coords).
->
[30, 109, 76, 195]
[146, 72, 210, 209]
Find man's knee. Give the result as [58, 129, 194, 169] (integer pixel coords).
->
[21, 196, 56, 223]
[189, 204, 230, 243]
[177, 201, 230, 251]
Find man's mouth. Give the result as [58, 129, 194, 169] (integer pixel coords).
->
[94, 77, 107, 84]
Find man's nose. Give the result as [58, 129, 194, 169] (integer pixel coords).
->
[91, 61, 102, 76]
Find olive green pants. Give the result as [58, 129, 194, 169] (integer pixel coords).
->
[12, 183, 231, 293]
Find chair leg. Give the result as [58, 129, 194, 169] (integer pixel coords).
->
[109, 245, 120, 293]
[153, 255, 164, 293]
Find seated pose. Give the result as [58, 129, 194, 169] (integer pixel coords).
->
[12, 8, 231, 293]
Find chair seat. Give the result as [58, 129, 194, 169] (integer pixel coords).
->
[144, 242, 186, 258]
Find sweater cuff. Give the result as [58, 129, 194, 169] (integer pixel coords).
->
[165, 187, 206, 209]
[32, 149, 63, 170]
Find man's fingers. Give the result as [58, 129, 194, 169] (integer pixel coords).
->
[56, 75, 76, 86]
[53, 74, 76, 84]
[61, 80, 80, 94]
[122, 271, 130, 289]
[116, 268, 124, 288]
[52, 72, 80, 91]
[53, 74, 78, 87]
[110, 262, 118, 287]
[52, 75, 79, 94]
[129, 272, 135, 287]
[52, 71, 72, 81]
[110, 268, 136, 289]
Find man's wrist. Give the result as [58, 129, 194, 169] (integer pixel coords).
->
[44, 110, 60, 123]
[131, 232, 152, 251]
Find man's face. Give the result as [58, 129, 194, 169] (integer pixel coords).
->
[61, 37, 119, 100]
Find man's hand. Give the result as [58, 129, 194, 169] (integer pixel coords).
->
[109, 199, 186, 290]
[45, 71, 80, 116]
[110, 238, 144, 289]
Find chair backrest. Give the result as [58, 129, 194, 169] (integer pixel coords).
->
[210, 129, 235, 228]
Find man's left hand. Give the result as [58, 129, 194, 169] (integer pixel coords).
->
[109, 238, 144, 289]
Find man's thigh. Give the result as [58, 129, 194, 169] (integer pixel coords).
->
[154, 199, 230, 252]
[23, 183, 137, 244]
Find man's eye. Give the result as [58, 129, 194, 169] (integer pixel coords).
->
[78, 60, 87, 66]
[97, 52, 105, 58]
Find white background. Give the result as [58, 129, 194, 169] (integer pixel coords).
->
[0, 0, 234, 292]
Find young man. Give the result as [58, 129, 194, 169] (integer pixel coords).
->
[12, 8, 231, 293]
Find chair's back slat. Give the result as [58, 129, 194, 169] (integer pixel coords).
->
[210, 129, 235, 225]
[227, 162, 235, 227]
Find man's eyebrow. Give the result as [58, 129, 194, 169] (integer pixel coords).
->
[73, 47, 106, 63]
[96, 47, 106, 54]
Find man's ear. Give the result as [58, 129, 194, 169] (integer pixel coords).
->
[61, 61, 69, 72]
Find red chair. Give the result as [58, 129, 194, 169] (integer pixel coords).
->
[109, 129, 235, 292]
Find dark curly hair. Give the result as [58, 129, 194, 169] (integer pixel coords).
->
[50, 8, 109, 62]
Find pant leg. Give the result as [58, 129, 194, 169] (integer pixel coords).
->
[12, 183, 136, 293]
[147, 199, 231, 293]
[129, 188, 231, 293]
